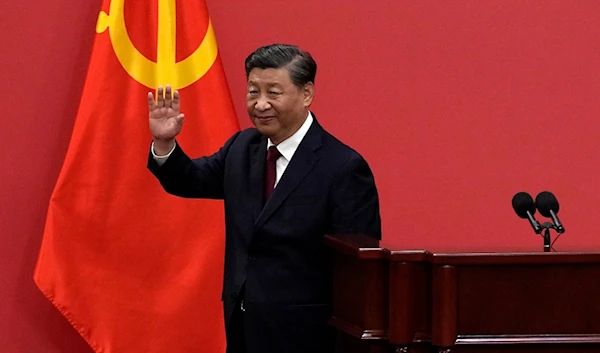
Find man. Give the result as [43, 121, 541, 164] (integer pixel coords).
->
[147, 44, 381, 353]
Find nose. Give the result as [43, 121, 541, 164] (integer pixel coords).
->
[255, 96, 272, 112]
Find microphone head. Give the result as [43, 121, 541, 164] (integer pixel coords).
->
[535, 191, 560, 218]
[512, 192, 536, 219]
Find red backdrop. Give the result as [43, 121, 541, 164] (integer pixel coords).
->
[3, 0, 600, 351]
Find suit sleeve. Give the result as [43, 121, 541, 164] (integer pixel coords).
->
[329, 153, 382, 239]
[147, 131, 240, 199]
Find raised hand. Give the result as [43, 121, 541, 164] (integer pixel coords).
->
[148, 85, 184, 154]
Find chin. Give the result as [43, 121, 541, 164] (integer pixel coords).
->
[254, 124, 274, 136]
[253, 120, 278, 134]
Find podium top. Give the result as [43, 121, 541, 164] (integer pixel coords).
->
[325, 233, 600, 265]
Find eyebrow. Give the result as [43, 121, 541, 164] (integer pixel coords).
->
[247, 80, 283, 87]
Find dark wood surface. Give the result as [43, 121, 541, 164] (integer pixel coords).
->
[330, 251, 388, 339]
[324, 234, 600, 353]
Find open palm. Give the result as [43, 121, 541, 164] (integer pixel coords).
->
[148, 85, 184, 141]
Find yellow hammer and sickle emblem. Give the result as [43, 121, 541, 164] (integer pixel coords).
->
[96, 0, 218, 90]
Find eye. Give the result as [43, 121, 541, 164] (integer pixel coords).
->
[248, 90, 258, 94]
[269, 91, 281, 95]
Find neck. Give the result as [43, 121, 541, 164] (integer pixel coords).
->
[270, 112, 308, 145]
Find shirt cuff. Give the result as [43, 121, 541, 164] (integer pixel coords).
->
[151, 141, 176, 165]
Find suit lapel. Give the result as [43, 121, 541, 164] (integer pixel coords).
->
[248, 136, 267, 226]
[254, 122, 323, 230]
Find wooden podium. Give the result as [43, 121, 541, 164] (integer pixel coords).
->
[325, 234, 600, 353]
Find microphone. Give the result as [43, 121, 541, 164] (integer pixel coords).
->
[535, 191, 565, 233]
[512, 192, 542, 234]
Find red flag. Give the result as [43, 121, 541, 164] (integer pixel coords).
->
[34, 0, 239, 352]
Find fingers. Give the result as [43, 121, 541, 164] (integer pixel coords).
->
[164, 85, 172, 108]
[152, 85, 179, 112]
[147, 92, 157, 111]
[172, 89, 181, 111]
[156, 86, 164, 108]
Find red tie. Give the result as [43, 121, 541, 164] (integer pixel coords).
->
[264, 146, 281, 201]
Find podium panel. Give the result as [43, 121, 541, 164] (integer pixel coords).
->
[325, 234, 600, 353]
[431, 252, 600, 352]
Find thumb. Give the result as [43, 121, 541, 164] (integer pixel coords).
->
[175, 113, 184, 124]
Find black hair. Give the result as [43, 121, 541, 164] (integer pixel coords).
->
[244, 44, 317, 87]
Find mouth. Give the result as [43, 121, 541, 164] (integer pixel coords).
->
[255, 116, 275, 123]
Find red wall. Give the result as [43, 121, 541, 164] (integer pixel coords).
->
[3, 0, 600, 351]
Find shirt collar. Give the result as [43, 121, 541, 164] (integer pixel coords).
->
[267, 112, 313, 161]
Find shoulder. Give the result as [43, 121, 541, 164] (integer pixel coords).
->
[319, 125, 368, 168]
[223, 127, 263, 148]
[237, 127, 263, 141]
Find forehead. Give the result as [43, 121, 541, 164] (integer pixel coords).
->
[247, 67, 292, 86]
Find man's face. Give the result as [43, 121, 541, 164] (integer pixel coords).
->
[246, 67, 314, 144]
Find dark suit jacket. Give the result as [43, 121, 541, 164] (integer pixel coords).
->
[148, 117, 381, 353]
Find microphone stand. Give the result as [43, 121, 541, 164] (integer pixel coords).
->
[540, 222, 555, 252]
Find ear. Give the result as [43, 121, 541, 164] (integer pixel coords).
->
[303, 82, 315, 107]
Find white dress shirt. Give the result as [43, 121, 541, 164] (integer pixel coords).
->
[152, 112, 314, 186]
[266, 112, 313, 187]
